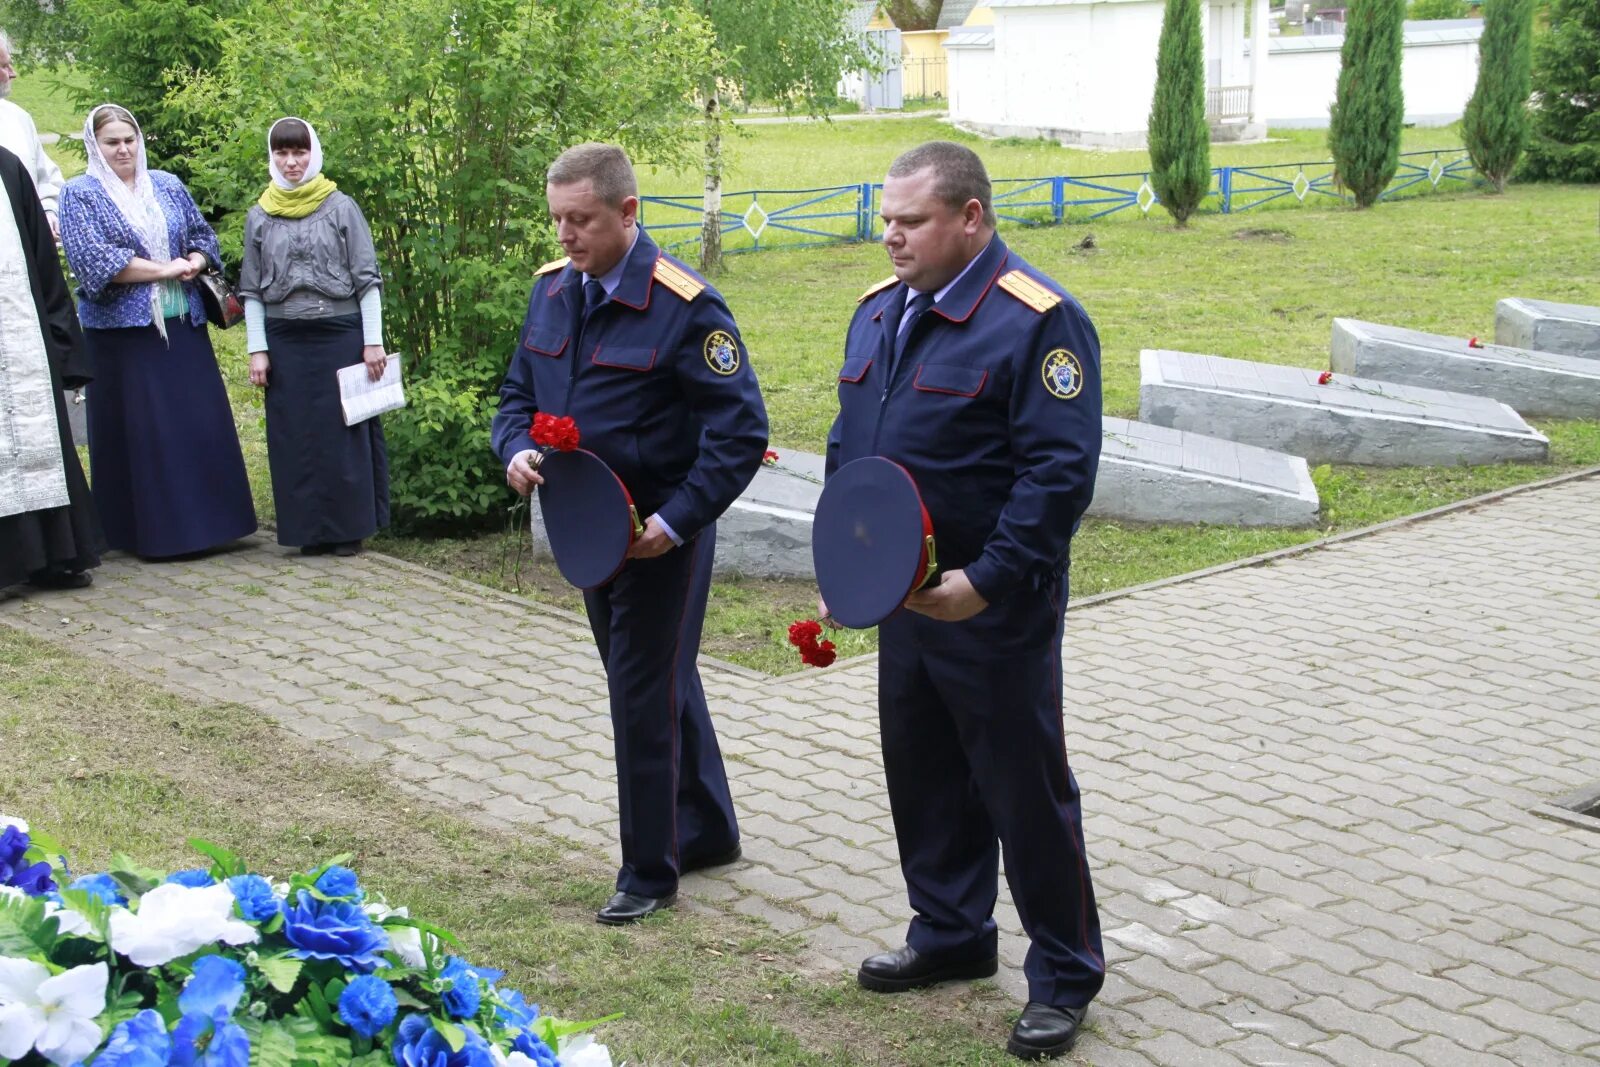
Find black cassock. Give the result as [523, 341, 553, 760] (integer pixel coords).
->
[0, 146, 104, 588]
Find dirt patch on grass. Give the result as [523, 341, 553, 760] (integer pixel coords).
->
[1232, 227, 1294, 242]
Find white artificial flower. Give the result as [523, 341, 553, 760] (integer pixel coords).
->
[559, 1035, 614, 1067]
[0, 958, 106, 1066]
[108, 882, 258, 966]
[503, 1054, 541, 1067]
[0, 815, 27, 833]
[365, 902, 428, 968]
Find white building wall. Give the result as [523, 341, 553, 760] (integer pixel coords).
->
[947, 45, 998, 124]
[1263, 33, 1482, 127]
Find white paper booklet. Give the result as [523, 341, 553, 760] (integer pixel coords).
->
[338, 354, 406, 426]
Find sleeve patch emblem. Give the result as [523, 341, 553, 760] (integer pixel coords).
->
[704, 330, 741, 375]
[1042, 349, 1083, 400]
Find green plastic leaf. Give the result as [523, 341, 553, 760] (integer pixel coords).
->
[0, 892, 59, 958]
[256, 1020, 298, 1067]
[431, 1018, 466, 1053]
[257, 955, 304, 994]
[533, 1012, 624, 1046]
[186, 838, 248, 879]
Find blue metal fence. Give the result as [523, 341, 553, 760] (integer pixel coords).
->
[639, 148, 1478, 258]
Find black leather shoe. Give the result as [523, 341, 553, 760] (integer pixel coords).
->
[27, 568, 92, 590]
[857, 943, 998, 992]
[681, 842, 742, 874]
[595, 891, 676, 925]
[1007, 1002, 1087, 1060]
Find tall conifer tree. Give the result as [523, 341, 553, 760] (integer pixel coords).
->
[1147, 0, 1210, 226]
[1462, 0, 1533, 192]
[1521, 0, 1600, 182]
[1328, 0, 1405, 208]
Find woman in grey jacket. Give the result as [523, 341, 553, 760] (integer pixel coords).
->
[242, 117, 389, 556]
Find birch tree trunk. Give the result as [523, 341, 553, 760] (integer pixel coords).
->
[699, 88, 723, 274]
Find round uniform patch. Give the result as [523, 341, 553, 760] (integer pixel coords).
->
[704, 330, 741, 376]
[1041, 348, 1083, 400]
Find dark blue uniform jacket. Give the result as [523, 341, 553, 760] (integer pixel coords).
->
[492, 228, 768, 542]
[828, 235, 1102, 608]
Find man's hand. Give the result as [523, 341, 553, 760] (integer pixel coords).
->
[46, 211, 59, 242]
[817, 595, 842, 630]
[362, 345, 388, 382]
[903, 568, 989, 622]
[506, 449, 544, 497]
[248, 351, 270, 387]
[626, 515, 675, 560]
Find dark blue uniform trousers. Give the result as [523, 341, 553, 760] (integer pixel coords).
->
[877, 576, 1106, 1009]
[582, 526, 740, 899]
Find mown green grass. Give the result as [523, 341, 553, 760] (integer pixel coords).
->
[0, 626, 1033, 1065]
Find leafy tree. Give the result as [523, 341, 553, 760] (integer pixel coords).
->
[0, 0, 82, 64]
[1407, 0, 1468, 20]
[171, 0, 716, 531]
[676, 0, 874, 273]
[1147, 0, 1210, 227]
[884, 1, 943, 31]
[1461, 0, 1533, 192]
[1328, 0, 1406, 207]
[1520, 0, 1600, 182]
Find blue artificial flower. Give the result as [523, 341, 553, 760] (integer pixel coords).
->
[69, 871, 127, 906]
[227, 875, 281, 924]
[0, 825, 56, 896]
[313, 864, 363, 901]
[510, 1030, 559, 1067]
[390, 1013, 495, 1067]
[338, 974, 399, 1038]
[283, 890, 389, 973]
[170, 1009, 250, 1067]
[179, 955, 246, 1018]
[166, 868, 217, 888]
[93, 1009, 171, 1067]
[438, 957, 481, 1020]
[494, 989, 540, 1031]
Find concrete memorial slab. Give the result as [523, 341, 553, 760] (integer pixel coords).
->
[1330, 317, 1600, 419]
[1140, 349, 1549, 467]
[1495, 297, 1600, 359]
[1093, 417, 1319, 527]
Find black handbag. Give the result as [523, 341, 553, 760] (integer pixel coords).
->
[196, 269, 244, 329]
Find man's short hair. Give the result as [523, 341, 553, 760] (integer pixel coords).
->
[0, 29, 12, 57]
[547, 143, 638, 207]
[888, 141, 996, 228]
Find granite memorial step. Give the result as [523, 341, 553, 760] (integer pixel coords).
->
[1330, 318, 1600, 419]
[1139, 349, 1549, 467]
[1093, 417, 1318, 527]
[1496, 297, 1600, 360]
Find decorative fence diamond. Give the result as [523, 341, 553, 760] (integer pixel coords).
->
[1292, 169, 1311, 202]
[1135, 180, 1157, 215]
[741, 200, 769, 239]
[1427, 157, 1445, 187]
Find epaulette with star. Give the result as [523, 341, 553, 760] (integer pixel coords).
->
[534, 257, 570, 276]
[653, 258, 706, 301]
[858, 275, 899, 303]
[997, 270, 1063, 313]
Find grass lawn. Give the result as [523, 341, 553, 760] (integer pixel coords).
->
[203, 180, 1600, 675]
[0, 626, 1035, 1065]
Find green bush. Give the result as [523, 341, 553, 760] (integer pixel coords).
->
[1329, 0, 1406, 208]
[1461, 0, 1533, 192]
[1519, 0, 1600, 182]
[1148, 0, 1210, 227]
[1407, 0, 1468, 20]
[169, 0, 718, 531]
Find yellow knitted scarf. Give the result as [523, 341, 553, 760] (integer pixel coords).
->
[258, 175, 338, 218]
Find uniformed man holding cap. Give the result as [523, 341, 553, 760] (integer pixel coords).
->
[823, 141, 1105, 1060]
[492, 143, 768, 926]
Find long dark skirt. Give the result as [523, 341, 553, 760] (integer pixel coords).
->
[0, 389, 104, 588]
[84, 317, 257, 559]
[263, 314, 389, 547]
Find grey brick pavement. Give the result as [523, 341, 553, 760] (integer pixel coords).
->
[5, 473, 1600, 1065]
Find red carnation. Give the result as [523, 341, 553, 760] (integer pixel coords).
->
[788, 619, 822, 647]
[1317, 371, 1333, 385]
[763, 449, 780, 466]
[1468, 336, 1484, 349]
[806, 640, 837, 668]
[529, 413, 581, 451]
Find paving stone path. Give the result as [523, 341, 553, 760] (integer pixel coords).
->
[5, 473, 1600, 1066]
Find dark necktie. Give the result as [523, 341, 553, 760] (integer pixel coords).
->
[571, 278, 605, 351]
[896, 291, 934, 357]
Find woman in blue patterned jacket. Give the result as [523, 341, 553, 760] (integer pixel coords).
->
[58, 104, 256, 559]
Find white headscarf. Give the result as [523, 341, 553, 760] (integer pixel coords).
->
[83, 104, 174, 339]
[267, 117, 324, 190]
